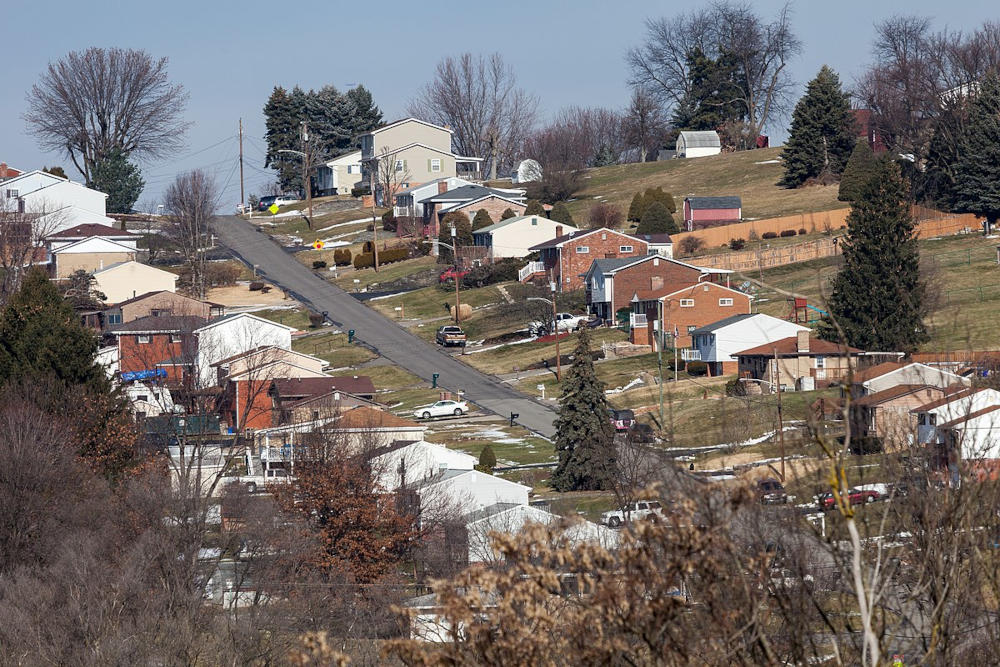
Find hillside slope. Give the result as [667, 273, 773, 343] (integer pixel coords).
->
[565, 147, 842, 223]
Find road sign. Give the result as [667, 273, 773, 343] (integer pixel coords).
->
[312, 240, 325, 250]
[268, 203, 280, 215]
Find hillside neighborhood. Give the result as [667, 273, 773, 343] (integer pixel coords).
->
[6, 3, 1000, 664]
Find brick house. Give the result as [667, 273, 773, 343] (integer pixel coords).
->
[270, 376, 377, 425]
[110, 315, 206, 385]
[852, 385, 949, 449]
[735, 332, 866, 391]
[631, 281, 753, 350]
[682, 196, 742, 231]
[527, 228, 649, 292]
[421, 184, 526, 238]
[584, 254, 729, 322]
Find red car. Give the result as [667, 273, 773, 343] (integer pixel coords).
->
[439, 267, 469, 282]
[816, 488, 880, 510]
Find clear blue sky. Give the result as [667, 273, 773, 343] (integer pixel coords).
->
[1, 0, 991, 208]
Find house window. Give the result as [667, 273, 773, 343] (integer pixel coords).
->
[431, 159, 441, 172]
[576, 246, 590, 254]
[136, 334, 151, 344]
[107, 313, 122, 325]
[930, 413, 937, 425]
[136, 394, 148, 402]
[680, 299, 694, 307]
[169, 333, 182, 343]
[395, 160, 404, 172]
[531, 218, 538, 225]
[620, 245, 633, 253]
[719, 298, 734, 307]
[815, 356, 826, 369]
[5, 189, 17, 197]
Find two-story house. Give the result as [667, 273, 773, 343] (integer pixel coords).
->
[103, 291, 226, 328]
[421, 184, 526, 238]
[525, 228, 650, 291]
[315, 150, 362, 196]
[632, 281, 754, 350]
[0, 169, 114, 234]
[358, 118, 483, 203]
[689, 314, 810, 376]
[110, 315, 206, 385]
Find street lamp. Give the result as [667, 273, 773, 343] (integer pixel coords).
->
[551, 281, 561, 382]
[437, 237, 463, 325]
[276, 140, 313, 228]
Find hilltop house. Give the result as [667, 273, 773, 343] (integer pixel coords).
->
[421, 184, 526, 238]
[110, 315, 205, 385]
[682, 196, 742, 231]
[393, 177, 475, 236]
[0, 169, 113, 233]
[676, 131, 721, 158]
[689, 314, 810, 376]
[104, 291, 225, 328]
[315, 150, 362, 196]
[48, 237, 137, 279]
[632, 281, 753, 350]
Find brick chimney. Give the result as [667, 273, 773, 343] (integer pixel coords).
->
[438, 180, 448, 194]
[555, 225, 563, 239]
[0, 163, 8, 179]
[796, 330, 810, 353]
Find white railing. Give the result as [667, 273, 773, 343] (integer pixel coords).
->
[519, 261, 545, 282]
[681, 349, 702, 361]
[630, 313, 648, 327]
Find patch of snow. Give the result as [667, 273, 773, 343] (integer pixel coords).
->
[318, 239, 351, 247]
[606, 377, 645, 394]
[754, 159, 781, 165]
[315, 216, 375, 232]
[369, 291, 411, 302]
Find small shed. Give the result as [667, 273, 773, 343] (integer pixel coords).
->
[676, 131, 721, 158]
[683, 196, 742, 231]
[510, 159, 542, 184]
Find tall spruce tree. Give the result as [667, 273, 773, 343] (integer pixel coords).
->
[472, 208, 494, 230]
[820, 160, 927, 352]
[954, 74, 1000, 228]
[551, 329, 615, 492]
[263, 86, 302, 192]
[636, 201, 675, 235]
[838, 138, 879, 202]
[627, 192, 645, 222]
[780, 66, 856, 188]
[87, 147, 144, 213]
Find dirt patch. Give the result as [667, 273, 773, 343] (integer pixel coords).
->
[207, 281, 297, 308]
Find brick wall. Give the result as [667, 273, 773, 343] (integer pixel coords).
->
[606, 259, 704, 315]
[119, 333, 192, 383]
[633, 282, 752, 349]
[558, 230, 648, 291]
[452, 197, 526, 227]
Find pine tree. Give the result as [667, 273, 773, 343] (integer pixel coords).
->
[263, 86, 302, 192]
[476, 445, 497, 474]
[550, 202, 574, 225]
[627, 192, 645, 222]
[644, 187, 676, 214]
[500, 208, 517, 220]
[838, 138, 879, 202]
[954, 74, 1000, 228]
[524, 199, 545, 216]
[87, 147, 145, 214]
[438, 213, 473, 264]
[472, 208, 494, 230]
[344, 85, 384, 142]
[636, 201, 674, 235]
[780, 66, 856, 188]
[820, 160, 927, 352]
[551, 329, 615, 492]
[0, 267, 107, 390]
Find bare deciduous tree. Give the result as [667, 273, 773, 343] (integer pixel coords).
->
[624, 86, 668, 162]
[409, 53, 538, 179]
[24, 47, 189, 181]
[163, 170, 217, 300]
[0, 192, 65, 302]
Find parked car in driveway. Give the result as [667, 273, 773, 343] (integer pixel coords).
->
[816, 487, 880, 510]
[528, 312, 591, 336]
[600, 500, 664, 528]
[756, 478, 788, 505]
[258, 195, 278, 211]
[435, 325, 467, 347]
[413, 400, 469, 419]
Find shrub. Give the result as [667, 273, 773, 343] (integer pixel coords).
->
[350, 185, 370, 198]
[549, 202, 574, 225]
[472, 208, 494, 230]
[381, 210, 396, 231]
[523, 199, 545, 216]
[725, 378, 748, 396]
[362, 241, 375, 253]
[500, 208, 517, 220]
[798, 228, 808, 235]
[356, 247, 410, 269]
[627, 192, 645, 222]
[679, 236, 705, 255]
[686, 360, 708, 376]
[249, 281, 265, 291]
[762, 231, 778, 239]
[666, 359, 685, 372]
[461, 258, 522, 288]
[779, 229, 797, 237]
[748, 229, 760, 241]
[476, 445, 497, 473]
[308, 312, 325, 328]
[204, 261, 242, 287]
[588, 202, 624, 229]
[333, 248, 352, 266]
[729, 238, 746, 251]
[312, 260, 327, 270]
[354, 252, 374, 270]
[637, 201, 676, 235]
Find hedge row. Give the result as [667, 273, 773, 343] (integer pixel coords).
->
[333, 248, 352, 266]
[353, 247, 409, 269]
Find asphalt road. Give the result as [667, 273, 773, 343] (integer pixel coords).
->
[212, 216, 558, 438]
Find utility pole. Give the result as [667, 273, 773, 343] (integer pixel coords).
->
[774, 346, 786, 482]
[371, 156, 380, 272]
[657, 299, 664, 425]
[452, 225, 460, 324]
[301, 121, 313, 229]
[552, 281, 561, 382]
[238, 118, 245, 214]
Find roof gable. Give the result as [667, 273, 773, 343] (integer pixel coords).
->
[472, 215, 574, 235]
[93, 260, 178, 282]
[51, 237, 136, 254]
[735, 336, 861, 357]
[194, 312, 296, 334]
[47, 223, 138, 239]
[690, 313, 806, 336]
[678, 131, 721, 148]
[529, 227, 641, 251]
[367, 118, 453, 136]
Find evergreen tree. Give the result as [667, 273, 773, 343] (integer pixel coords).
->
[672, 47, 745, 131]
[87, 147, 144, 214]
[780, 66, 856, 188]
[636, 201, 674, 235]
[263, 86, 302, 192]
[476, 445, 497, 474]
[550, 202, 574, 225]
[551, 329, 615, 492]
[918, 106, 967, 210]
[43, 165, 67, 179]
[524, 199, 545, 216]
[838, 138, 879, 202]
[500, 208, 517, 220]
[593, 144, 617, 167]
[344, 85, 384, 141]
[820, 160, 927, 352]
[644, 186, 676, 213]
[307, 85, 352, 160]
[0, 268, 107, 390]
[954, 74, 1000, 228]
[472, 208, 494, 230]
[627, 192, 645, 222]
[437, 213, 473, 264]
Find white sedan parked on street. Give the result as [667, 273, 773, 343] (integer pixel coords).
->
[413, 400, 469, 419]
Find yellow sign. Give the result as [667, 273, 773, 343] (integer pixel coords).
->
[312, 240, 325, 250]
[268, 203, 280, 215]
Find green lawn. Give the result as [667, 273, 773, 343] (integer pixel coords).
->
[423, 420, 556, 467]
[332, 255, 439, 291]
[255, 307, 313, 330]
[370, 282, 507, 324]
[291, 332, 376, 368]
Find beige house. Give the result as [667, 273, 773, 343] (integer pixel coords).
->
[49, 237, 137, 279]
[93, 261, 179, 304]
[735, 332, 867, 391]
[852, 384, 950, 448]
[104, 291, 225, 327]
[317, 150, 363, 195]
[359, 118, 483, 201]
[213, 346, 328, 383]
[472, 215, 579, 259]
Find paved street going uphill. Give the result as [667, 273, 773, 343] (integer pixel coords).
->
[212, 215, 558, 438]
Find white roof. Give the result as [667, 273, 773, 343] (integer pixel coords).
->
[678, 131, 721, 148]
[325, 150, 362, 167]
[51, 237, 135, 255]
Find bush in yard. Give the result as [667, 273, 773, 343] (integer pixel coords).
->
[312, 260, 327, 269]
[636, 201, 676, 235]
[333, 248, 352, 266]
[729, 238, 746, 251]
[679, 236, 704, 255]
[666, 359, 685, 372]
[356, 247, 410, 269]
[725, 378, 748, 396]
[500, 208, 517, 220]
[461, 258, 522, 288]
[476, 445, 497, 474]
[686, 361, 708, 376]
[549, 202, 575, 225]
[762, 231, 778, 239]
[308, 312, 325, 328]
[204, 261, 242, 287]
[354, 253, 374, 270]
[472, 208, 494, 230]
[588, 202, 624, 230]
[382, 210, 396, 231]
[523, 199, 545, 216]
[799, 228, 808, 235]
[644, 186, 676, 214]
[627, 192, 645, 222]
[249, 281, 265, 291]
[350, 185, 371, 198]
[780, 229, 797, 237]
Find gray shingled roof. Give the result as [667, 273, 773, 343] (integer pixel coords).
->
[590, 257, 646, 274]
[424, 184, 509, 203]
[685, 196, 742, 210]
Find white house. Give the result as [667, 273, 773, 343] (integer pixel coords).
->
[676, 131, 722, 158]
[939, 406, 1000, 460]
[92, 261, 179, 304]
[0, 170, 112, 234]
[464, 503, 616, 564]
[417, 469, 529, 515]
[472, 215, 579, 259]
[45, 223, 140, 251]
[194, 313, 296, 386]
[690, 313, 810, 377]
[860, 362, 969, 396]
[393, 177, 475, 219]
[125, 382, 176, 417]
[913, 388, 1000, 445]
[316, 150, 363, 195]
[372, 440, 477, 492]
[510, 159, 542, 184]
